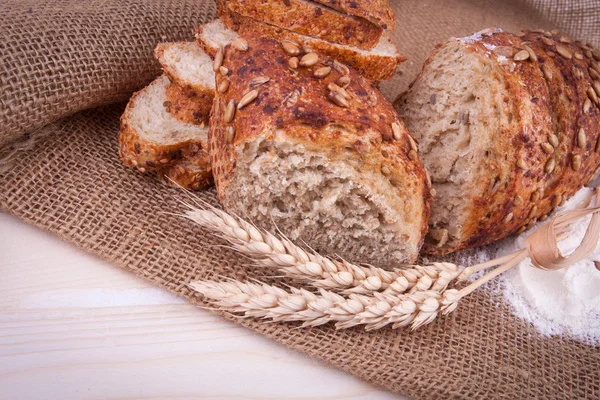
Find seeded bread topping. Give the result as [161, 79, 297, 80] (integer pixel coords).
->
[396, 29, 600, 255]
[209, 36, 431, 266]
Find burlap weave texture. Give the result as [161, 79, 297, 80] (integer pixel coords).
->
[1, 0, 599, 398]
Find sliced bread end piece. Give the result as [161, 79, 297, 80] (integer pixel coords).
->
[118, 75, 209, 174]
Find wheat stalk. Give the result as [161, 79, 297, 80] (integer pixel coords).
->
[190, 279, 460, 331]
[184, 203, 460, 295]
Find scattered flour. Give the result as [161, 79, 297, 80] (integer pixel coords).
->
[498, 188, 600, 344]
[457, 28, 503, 44]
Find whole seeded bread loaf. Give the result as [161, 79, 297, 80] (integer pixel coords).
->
[222, 0, 383, 50]
[395, 28, 600, 255]
[154, 42, 215, 125]
[209, 36, 432, 266]
[118, 75, 212, 190]
[198, 15, 404, 81]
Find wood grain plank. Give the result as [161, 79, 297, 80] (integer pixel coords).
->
[0, 212, 405, 400]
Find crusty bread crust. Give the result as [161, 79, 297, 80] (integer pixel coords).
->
[164, 82, 212, 125]
[118, 76, 210, 187]
[204, 13, 404, 81]
[158, 142, 213, 190]
[220, 0, 383, 50]
[396, 29, 600, 255]
[311, 0, 395, 30]
[209, 37, 431, 263]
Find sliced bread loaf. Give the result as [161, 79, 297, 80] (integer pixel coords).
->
[222, 0, 383, 50]
[195, 18, 404, 81]
[395, 29, 600, 255]
[209, 37, 432, 266]
[118, 75, 212, 190]
[154, 42, 215, 125]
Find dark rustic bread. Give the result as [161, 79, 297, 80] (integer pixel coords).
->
[118, 75, 212, 190]
[209, 37, 432, 266]
[221, 0, 383, 50]
[200, 14, 404, 81]
[154, 42, 215, 125]
[395, 28, 600, 255]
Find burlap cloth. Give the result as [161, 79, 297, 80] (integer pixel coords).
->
[1, 0, 599, 398]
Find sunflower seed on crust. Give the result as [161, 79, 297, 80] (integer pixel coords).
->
[217, 79, 230, 93]
[332, 60, 350, 75]
[391, 122, 402, 140]
[503, 213, 514, 223]
[542, 64, 553, 80]
[555, 44, 572, 59]
[314, 67, 331, 78]
[495, 46, 515, 58]
[232, 38, 249, 51]
[541, 142, 554, 154]
[213, 46, 224, 72]
[249, 76, 270, 87]
[572, 154, 582, 171]
[238, 89, 258, 109]
[328, 90, 348, 107]
[517, 158, 529, 170]
[577, 128, 587, 148]
[524, 45, 538, 62]
[224, 99, 236, 123]
[282, 40, 300, 56]
[288, 57, 298, 69]
[544, 158, 556, 174]
[514, 49, 530, 61]
[548, 133, 559, 147]
[327, 82, 349, 99]
[225, 126, 235, 143]
[299, 52, 319, 67]
[337, 75, 351, 88]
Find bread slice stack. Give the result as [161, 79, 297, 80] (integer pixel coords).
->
[202, 0, 404, 81]
[119, 42, 215, 190]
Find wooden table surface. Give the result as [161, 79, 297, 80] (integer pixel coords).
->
[0, 212, 407, 400]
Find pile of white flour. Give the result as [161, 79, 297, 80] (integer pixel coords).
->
[498, 188, 600, 344]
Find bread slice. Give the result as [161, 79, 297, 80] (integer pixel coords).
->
[395, 29, 600, 255]
[209, 37, 432, 266]
[154, 42, 215, 125]
[164, 81, 210, 126]
[118, 75, 212, 190]
[222, 0, 383, 50]
[311, 0, 395, 30]
[195, 18, 404, 81]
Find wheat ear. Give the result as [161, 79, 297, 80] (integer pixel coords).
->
[190, 280, 460, 331]
[184, 204, 460, 295]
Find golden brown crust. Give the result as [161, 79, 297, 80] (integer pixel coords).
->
[220, 0, 383, 50]
[164, 82, 212, 125]
[402, 30, 600, 255]
[158, 143, 213, 190]
[311, 0, 395, 30]
[209, 37, 432, 256]
[214, 12, 404, 81]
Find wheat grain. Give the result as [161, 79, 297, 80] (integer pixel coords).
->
[184, 204, 460, 295]
[190, 279, 461, 330]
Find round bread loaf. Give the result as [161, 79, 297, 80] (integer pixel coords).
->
[209, 37, 432, 266]
[395, 29, 600, 255]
